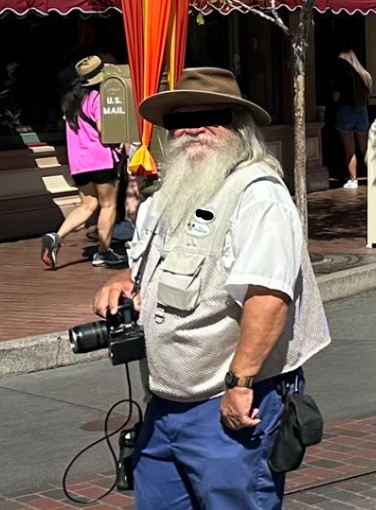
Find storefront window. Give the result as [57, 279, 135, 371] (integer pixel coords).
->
[0, 12, 126, 149]
[1, 9, 287, 150]
[237, 13, 286, 124]
[186, 13, 230, 68]
[186, 12, 286, 124]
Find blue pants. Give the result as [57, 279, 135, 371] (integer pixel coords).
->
[133, 369, 304, 510]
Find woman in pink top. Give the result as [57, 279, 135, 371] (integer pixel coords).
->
[41, 56, 125, 269]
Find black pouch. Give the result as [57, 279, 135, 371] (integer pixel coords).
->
[268, 381, 324, 473]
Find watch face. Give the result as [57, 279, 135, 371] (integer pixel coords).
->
[225, 371, 237, 389]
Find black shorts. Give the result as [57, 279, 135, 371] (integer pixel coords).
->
[71, 168, 118, 187]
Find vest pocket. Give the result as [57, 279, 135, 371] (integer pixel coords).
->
[158, 252, 205, 311]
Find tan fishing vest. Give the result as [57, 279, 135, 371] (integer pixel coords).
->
[130, 163, 331, 402]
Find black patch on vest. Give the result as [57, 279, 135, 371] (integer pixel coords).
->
[195, 209, 214, 221]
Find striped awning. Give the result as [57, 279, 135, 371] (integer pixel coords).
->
[0, 1, 121, 17]
[2, 0, 376, 18]
[191, 0, 376, 16]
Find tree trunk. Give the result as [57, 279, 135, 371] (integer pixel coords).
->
[291, 0, 315, 241]
[293, 55, 308, 239]
[232, 0, 316, 239]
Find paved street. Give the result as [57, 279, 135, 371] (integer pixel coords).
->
[304, 288, 376, 421]
[0, 361, 146, 497]
[284, 473, 376, 510]
[1, 289, 376, 508]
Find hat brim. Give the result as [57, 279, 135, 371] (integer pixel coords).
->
[139, 90, 271, 127]
[81, 71, 105, 87]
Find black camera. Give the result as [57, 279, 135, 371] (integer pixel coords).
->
[68, 298, 145, 365]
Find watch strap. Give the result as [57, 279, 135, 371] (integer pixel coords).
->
[237, 375, 254, 388]
[225, 371, 254, 389]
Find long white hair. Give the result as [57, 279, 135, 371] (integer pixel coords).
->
[230, 106, 283, 177]
[339, 50, 373, 94]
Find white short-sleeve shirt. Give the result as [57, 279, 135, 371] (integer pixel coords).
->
[129, 180, 303, 306]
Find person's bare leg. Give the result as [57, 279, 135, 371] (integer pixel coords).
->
[355, 131, 368, 167]
[57, 183, 98, 239]
[96, 180, 118, 253]
[125, 174, 141, 223]
[339, 131, 357, 181]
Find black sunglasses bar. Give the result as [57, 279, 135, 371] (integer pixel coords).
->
[163, 109, 233, 130]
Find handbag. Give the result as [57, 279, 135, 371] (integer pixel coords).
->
[268, 379, 324, 473]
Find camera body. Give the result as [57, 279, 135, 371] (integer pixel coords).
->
[69, 298, 145, 365]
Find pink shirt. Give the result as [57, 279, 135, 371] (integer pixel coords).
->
[66, 90, 113, 175]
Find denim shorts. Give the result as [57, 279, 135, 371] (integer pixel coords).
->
[336, 105, 369, 133]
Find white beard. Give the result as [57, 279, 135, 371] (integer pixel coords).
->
[154, 131, 244, 234]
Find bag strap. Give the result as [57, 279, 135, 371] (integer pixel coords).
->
[278, 380, 289, 404]
[132, 221, 159, 293]
[78, 109, 121, 164]
[77, 90, 99, 131]
[78, 109, 98, 131]
[276, 373, 300, 403]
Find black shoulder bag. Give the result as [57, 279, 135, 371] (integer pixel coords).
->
[268, 379, 324, 473]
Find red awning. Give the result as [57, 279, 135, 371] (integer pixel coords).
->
[191, 0, 376, 16]
[3, 0, 376, 18]
[0, 0, 121, 17]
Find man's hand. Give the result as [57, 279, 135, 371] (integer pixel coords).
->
[93, 270, 140, 318]
[220, 388, 261, 430]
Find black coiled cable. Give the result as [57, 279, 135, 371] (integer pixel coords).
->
[62, 363, 143, 504]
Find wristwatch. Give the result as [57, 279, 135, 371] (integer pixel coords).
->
[224, 371, 254, 389]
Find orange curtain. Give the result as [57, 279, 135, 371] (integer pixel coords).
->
[122, 0, 173, 175]
[121, 0, 144, 136]
[166, 0, 190, 89]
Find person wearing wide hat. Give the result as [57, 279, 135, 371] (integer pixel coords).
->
[94, 67, 331, 509]
[40, 56, 126, 269]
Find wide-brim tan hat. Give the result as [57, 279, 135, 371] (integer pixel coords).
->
[139, 67, 271, 127]
[75, 55, 105, 87]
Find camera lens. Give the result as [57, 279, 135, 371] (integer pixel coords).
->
[69, 321, 109, 354]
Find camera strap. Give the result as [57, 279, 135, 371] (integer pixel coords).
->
[133, 221, 159, 293]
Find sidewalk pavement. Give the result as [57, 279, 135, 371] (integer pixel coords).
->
[1, 415, 376, 509]
[1, 358, 376, 509]
[3, 473, 376, 510]
[1, 182, 376, 379]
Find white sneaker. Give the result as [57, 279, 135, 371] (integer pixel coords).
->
[343, 179, 358, 189]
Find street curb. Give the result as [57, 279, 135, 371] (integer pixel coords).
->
[317, 262, 376, 303]
[2, 262, 376, 377]
[0, 331, 107, 377]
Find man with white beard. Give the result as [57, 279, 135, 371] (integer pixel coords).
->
[94, 68, 331, 510]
